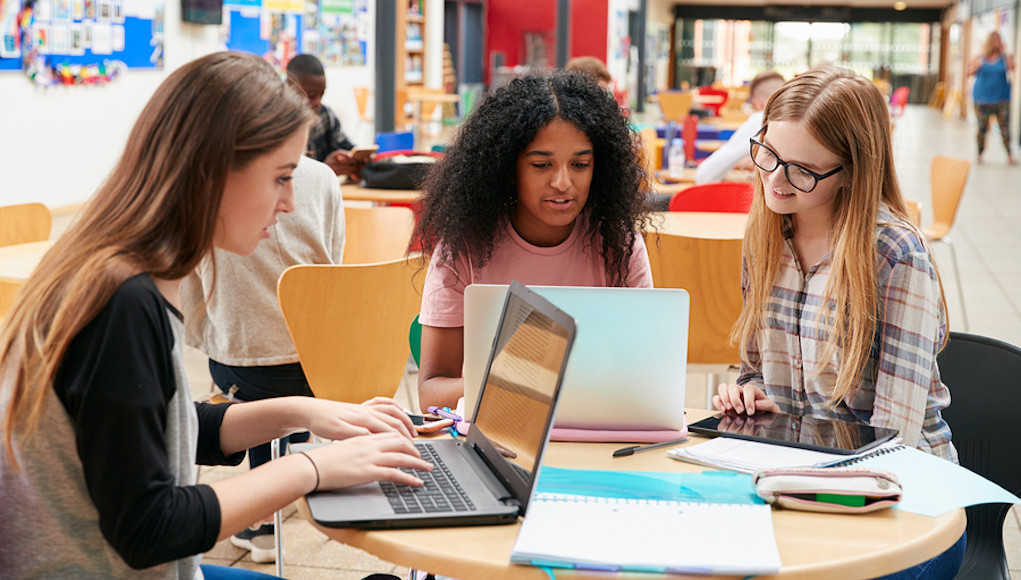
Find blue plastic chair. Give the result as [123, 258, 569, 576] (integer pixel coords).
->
[376, 131, 415, 153]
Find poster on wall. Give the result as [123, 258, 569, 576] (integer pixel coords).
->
[221, 0, 366, 68]
[0, 0, 163, 81]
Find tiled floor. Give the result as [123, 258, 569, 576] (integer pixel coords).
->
[51, 103, 1021, 578]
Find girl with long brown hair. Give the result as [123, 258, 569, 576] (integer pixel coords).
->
[714, 67, 963, 577]
[0, 51, 429, 579]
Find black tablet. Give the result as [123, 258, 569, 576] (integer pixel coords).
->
[687, 412, 899, 455]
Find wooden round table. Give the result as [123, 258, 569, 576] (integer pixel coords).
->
[342, 183, 423, 206]
[299, 409, 965, 579]
[0, 240, 53, 284]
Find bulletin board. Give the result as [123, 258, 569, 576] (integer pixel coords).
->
[0, 0, 164, 72]
[221, 0, 368, 67]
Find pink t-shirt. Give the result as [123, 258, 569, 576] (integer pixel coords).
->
[420, 215, 653, 327]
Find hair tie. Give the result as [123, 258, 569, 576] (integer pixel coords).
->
[299, 451, 320, 492]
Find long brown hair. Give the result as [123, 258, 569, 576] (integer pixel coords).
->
[2, 51, 313, 463]
[733, 67, 947, 405]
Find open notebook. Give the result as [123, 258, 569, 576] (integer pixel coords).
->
[297, 281, 576, 528]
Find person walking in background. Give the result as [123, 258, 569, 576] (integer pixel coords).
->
[969, 31, 1016, 165]
[695, 70, 785, 184]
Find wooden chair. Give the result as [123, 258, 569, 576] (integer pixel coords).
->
[904, 199, 923, 227]
[921, 155, 971, 330]
[0, 202, 51, 247]
[277, 256, 426, 405]
[353, 87, 373, 141]
[645, 231, 744, 409]
[638, 126, 661, 176]
[0, 203, 52, 318]
[656, 91, 694, 124]
[341, 205, 416, 265]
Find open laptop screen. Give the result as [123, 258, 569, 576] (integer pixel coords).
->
[471, 285, 572, 490]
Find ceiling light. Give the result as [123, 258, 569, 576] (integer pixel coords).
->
[894, 1, 907, 10]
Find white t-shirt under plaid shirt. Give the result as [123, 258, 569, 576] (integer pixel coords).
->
[738, 205, 958, 463]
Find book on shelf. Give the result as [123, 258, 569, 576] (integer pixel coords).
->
[511, 492, 781, 576]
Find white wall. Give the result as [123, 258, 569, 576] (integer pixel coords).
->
[1, 1, 376, 210]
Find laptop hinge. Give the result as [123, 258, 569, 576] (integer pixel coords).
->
[459, 441, 515, 502]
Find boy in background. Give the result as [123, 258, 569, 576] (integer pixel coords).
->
[287, 54, 367, 179]
[695, 70, 784, 184]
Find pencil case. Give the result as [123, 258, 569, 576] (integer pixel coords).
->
[752, 467, 902, 514]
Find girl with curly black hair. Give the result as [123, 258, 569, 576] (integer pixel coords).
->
[414, 70, 653, 411]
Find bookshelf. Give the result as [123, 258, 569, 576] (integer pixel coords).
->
[396, 0, 427, 128]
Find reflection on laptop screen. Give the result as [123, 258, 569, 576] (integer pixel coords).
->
[472, 290, 569, 481]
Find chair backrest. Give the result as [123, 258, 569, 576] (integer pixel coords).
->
[353, 87, 372, 122]
[376, 130, 415, 153]
[668, 182, 754, 213]
[938, 332, 1021, 496]
[645, 231, 743, 364]
[925, 155, 970, 240]
[937, 332, 1021, 579]
[0, 203, 52, 247]
[904, 199, 923, 227]
[890, 86, 910, 116]
[277, 257, 427, 404]
[657, 91, 693, 123]
[638, 126, 660, 174]
[341, 205, 416, 265]
[682, 114, 699, 164]
[697, 86, 729, 116]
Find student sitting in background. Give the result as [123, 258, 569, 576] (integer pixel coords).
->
[0, 51, 428, 580]
[714, 67, 962, 578]
[180, 154, 344, 564]
[565, 55, 629, 111]
[694, 70, 785, 184]
[412, 70, 653, 412]
[286, 53, 367, 179]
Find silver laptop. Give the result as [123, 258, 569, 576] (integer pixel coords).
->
[297, 281, 576, 529]
[465, 285, 688, 431]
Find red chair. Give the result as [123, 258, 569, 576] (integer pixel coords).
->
[668, 181, 754, 213]
[697, 86, 729, 116]
[890, 86, 910, 117]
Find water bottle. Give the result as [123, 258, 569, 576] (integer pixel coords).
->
[668, 138, 685, 177]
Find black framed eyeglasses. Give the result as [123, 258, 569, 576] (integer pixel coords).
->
[748, 138, 843, 193]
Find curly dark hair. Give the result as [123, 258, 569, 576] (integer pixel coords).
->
[412, 70, 649, 286]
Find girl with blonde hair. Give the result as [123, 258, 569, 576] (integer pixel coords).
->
[716, 67, 956, 461]
[0, 51, 429, 579]
[715, 68, 963, 577]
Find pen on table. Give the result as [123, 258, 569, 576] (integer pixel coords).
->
[612, 436, 689, 457]
[427, 406, 463, 422]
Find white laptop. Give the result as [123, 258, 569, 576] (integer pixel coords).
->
[464, 285, 689, 431]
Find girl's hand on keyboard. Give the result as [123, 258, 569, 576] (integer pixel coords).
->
[313, 432, 434, 490]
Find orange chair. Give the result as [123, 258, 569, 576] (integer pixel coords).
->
[668, 182, 754, 213]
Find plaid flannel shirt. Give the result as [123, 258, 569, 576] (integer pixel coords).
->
[738, 205, 958, 462]
[307, 104, 355, 163]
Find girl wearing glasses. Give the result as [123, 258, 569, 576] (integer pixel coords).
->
[713, 67, 957, 464]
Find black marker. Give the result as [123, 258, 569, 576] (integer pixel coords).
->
[612, 436, 689, 457]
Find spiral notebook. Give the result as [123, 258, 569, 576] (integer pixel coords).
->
[511, 493, 781, 575]
[667, 436, 904, 474]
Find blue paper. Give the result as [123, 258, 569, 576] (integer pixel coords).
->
[535, 466, 763, 505]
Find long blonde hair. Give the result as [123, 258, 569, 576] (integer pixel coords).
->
[733, 66, 947, 405]
[984, 32, 1005, 60]
[1, 51, 314, 463]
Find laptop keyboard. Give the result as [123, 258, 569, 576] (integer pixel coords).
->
[378, 443, 477, 514]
